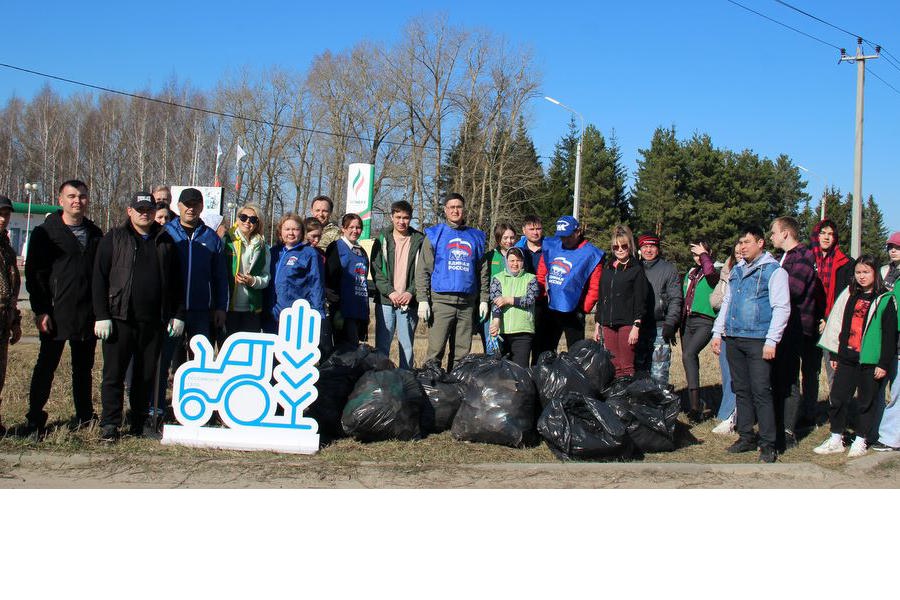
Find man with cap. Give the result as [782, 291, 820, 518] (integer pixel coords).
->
[92, 192, 185, 440]
[0, 195, 22, 435]
[635, 233, 682, 387]
[416, 192, 489, 370]
[535, 216, 603, 354]
[25, 180, 104, 437]
[157, 188, 229, 412]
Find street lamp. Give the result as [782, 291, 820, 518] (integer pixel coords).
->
[545, 95, 585, 219]
[23, 182, 38, 261]
[798, 165, 828, 220]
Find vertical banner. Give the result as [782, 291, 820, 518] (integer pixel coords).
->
[346, 163, 374, 240]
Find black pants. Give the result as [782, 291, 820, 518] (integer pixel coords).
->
[531, 299, 548, 365]
[226, 311, 262, 338]
[800, 334, 823, 422]
[100, 320, 164, 431]
[335, 317, 367, 347]
[680, 314, 714, 391]
[727, 337, 776, 450]
[501, 332, 533, 369]
[27, 336, 97, 427]
[537, 310, 585, 355]
[828, 358, 882, 444]
[772, 329, 803, 448]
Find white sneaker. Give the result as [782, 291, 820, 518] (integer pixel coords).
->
[847, 437, 868, 458]
[813, 436, 846, 455]
[712, 412, 735, 435]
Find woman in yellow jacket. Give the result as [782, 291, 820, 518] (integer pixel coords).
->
[489, 247, 539, 368]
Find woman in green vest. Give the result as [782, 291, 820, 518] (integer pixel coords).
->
[481, 222, 518, 354]
[680, 240, 720, 423]
[489, 247, 538, 368]
[223, 203, 271, 336]
[815, 255, 898, 457]
[813, 255, 897, 458]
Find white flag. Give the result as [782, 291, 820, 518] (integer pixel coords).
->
[236, 144, 247, 166]
[216, 139, 223, 159]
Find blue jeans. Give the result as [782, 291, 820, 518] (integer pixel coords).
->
[877, 360, 900, 447]
[374, 303, 418, 370]
[717, 338, 736, 419]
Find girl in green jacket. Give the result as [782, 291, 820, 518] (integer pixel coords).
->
[481, 222, 517, 354]
[815, 255, 898, 457]
[489, 247, 538, 368]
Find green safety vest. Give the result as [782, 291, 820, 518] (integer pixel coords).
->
[493, 270, 535, 334]
[683, 270, 716, 318]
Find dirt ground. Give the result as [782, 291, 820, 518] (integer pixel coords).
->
[2, 312, 899, 489]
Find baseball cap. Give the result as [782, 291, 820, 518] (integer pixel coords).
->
[130, 192, 155, 210]
[178, 187, 204, 206]
[637, 234, 661, 248]
[555, 216, 579, 237]
[0, 195, 13, 212]
[887, 231, 900, 247]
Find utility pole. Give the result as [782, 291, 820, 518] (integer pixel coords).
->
[840, 38, 879, 258]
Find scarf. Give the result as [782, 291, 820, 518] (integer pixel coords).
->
[811, 220, 850, 316]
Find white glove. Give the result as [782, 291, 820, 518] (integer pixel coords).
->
[418, 302, 431, 322]
[479, 301, 489, 322]
[167, 318, 185, 338]
[94, 319, 113, 341]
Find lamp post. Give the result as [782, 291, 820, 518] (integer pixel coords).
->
[545, 96, 585, 219]
[23, 182, 38, 261]
[798, 165, 828, 220]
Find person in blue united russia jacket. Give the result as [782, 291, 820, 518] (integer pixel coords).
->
[415, 192, 489, 370]
[264, 214, 325, 333]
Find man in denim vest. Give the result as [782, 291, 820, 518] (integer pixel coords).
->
[711, 224, 790, 463]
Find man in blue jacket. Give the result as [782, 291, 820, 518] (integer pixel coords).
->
[712, 224, 790, 463]
[157, 188, 229, 408]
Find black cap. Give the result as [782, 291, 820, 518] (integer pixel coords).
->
[0, 195, 12, 212]
[130, 191, 154, 210]
[178, 187, 204, 206]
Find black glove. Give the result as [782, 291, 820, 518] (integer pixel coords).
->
[662, 323, 677, 345]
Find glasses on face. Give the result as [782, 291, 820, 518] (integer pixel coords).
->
[613, 244, 629, 251]
[238, 214, 259, 225]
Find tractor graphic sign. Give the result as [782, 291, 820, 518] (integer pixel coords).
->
[162, 299, 322, 454]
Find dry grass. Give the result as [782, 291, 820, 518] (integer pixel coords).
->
[0, 311, 872, 471]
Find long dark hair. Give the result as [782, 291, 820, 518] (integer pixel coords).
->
[849, 255, 885, 295]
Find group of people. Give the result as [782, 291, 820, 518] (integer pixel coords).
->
[0, 181, 898, 464]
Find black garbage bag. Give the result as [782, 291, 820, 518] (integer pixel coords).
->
[537, 392, 633, 461]
[605, 378, 680, 453]
[450, 353, 501, 387]
[311, 345, 395, 439]
[568, 339, 615, 391]
[341, 370, 424, 442]
[602, 375, 635, 400]
[536, 352, 601, 408]
[451, 357, 538, 447]
[415, 361, 463, 433]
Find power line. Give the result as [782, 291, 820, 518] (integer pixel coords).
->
[867, 64, 900, 96]
[725, 0, 843, 50]
[0, 60, 556, 162]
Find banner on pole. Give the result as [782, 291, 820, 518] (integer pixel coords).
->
[346, 163, 375, 240]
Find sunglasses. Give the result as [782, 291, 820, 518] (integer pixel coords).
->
[238, 214, 259, 225]
[613, 244, 629, 251]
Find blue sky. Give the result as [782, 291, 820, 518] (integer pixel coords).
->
[3, 0, 899, 232]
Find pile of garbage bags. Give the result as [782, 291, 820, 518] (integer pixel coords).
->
[341, 370, 425, 442]
[415, 361, 463, 434]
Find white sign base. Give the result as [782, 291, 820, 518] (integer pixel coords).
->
[161, 424, 320, 455]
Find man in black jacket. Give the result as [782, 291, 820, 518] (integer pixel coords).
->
[635, 234, 683, 387]
[25, 180, 104, 435]
[93, 192, 185, 440]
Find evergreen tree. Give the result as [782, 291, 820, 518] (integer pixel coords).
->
[862, 194, 889, 263]
[533, 117, 578, 226]
[579, 125, 628, 240]
[631, 126, 682, 241]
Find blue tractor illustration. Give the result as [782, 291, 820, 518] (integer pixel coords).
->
[171, 299, 322, 432]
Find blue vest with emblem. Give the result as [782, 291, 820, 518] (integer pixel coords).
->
[426, 223, 486, 295]
[337, 241, 370, 320]
[542, 236, 604, 313]
[725, 258, 779, 339]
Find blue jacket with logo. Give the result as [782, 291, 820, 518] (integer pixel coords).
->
[266, 242, 325, 322]
[165, 219, 229, 312]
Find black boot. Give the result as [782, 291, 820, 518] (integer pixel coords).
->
[687, 388, 703, 424]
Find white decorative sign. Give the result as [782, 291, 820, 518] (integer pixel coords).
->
[170, 185, 225, 229]
[162, 299, 322, 454]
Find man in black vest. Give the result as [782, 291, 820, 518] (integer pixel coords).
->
[25, 180, 104, 437]
[92, 192, 184, 441]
